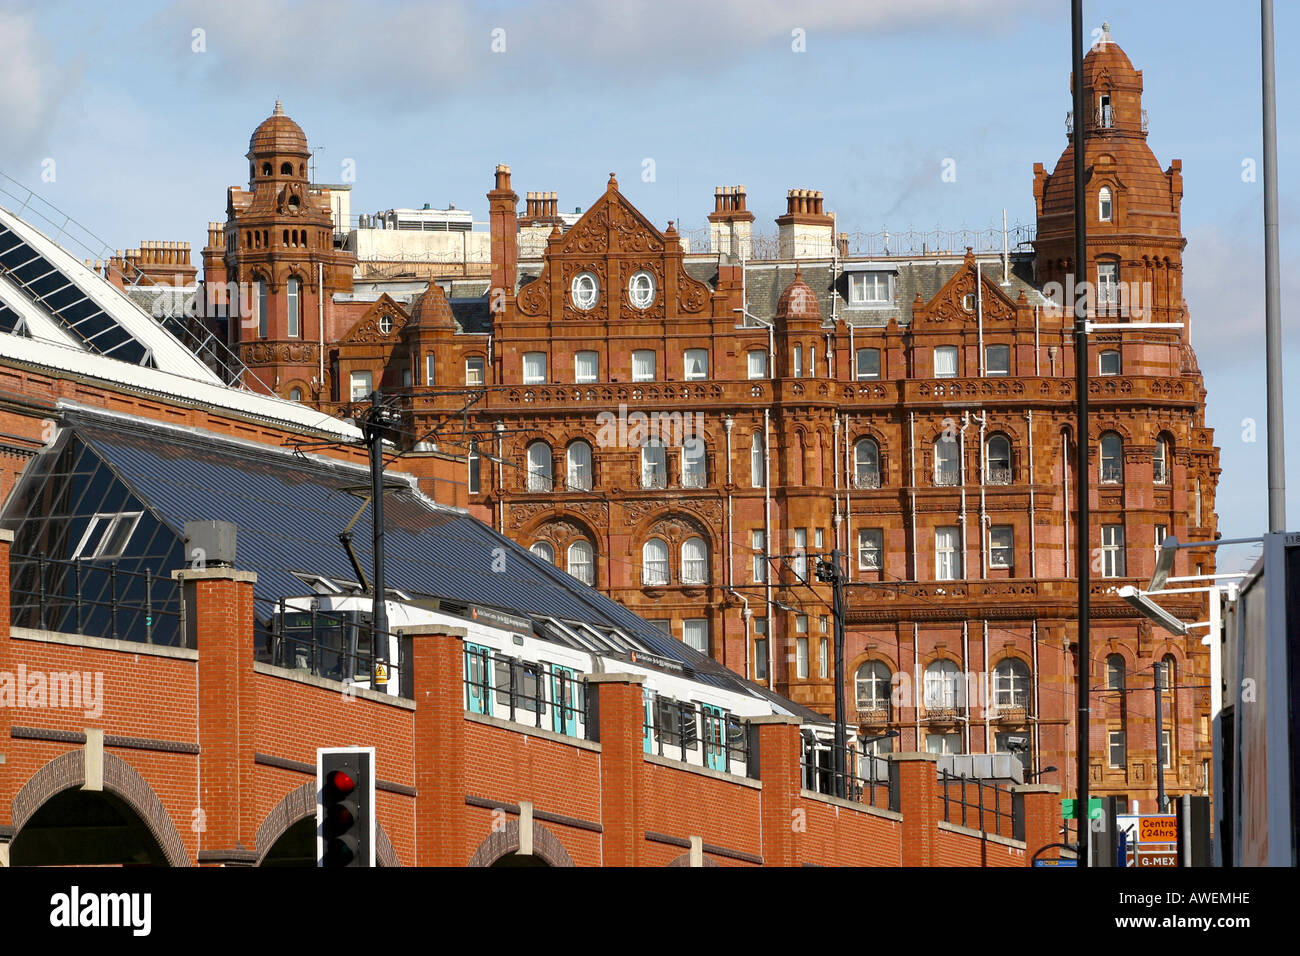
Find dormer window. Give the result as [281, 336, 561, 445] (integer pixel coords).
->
[846, 268, 893, 307]
[1099, 186, 1113, 222]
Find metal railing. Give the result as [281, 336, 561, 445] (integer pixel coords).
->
[986, 466, 1012, 485]
[646, 698, 750, 776]
[255, 598, 412, 698]
[8, 553, 184, 646]
[1100, 462, 1124, 484]
[938, 769, 1021, 840]
[641, 471, 668, 490]
[681, 471, 707, 489]
[853, 471, 881, 489]
[802, 742, 896, 812]
[934, 465, 960, 486]
[463, 646, 589, 739]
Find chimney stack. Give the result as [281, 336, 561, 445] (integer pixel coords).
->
[707, 185, 756, 260]
[776, 188, 835, 259]
[488, 164, 519, 306]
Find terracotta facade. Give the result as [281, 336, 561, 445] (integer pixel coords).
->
[203, 33, 1219, 812]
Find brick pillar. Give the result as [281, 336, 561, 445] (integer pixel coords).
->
[751, 715, 801, 867]
[1015, 783, 1063, 865]
[176, 567, 258, 866]
[889, 752, 941, 867]
[0, 529, 14, 856]
[408, 626, 467, 866]
[588, 673, 645, 866]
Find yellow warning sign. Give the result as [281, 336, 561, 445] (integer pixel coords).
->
[374, 663, 389, 685]
[1139, 815, 1177, 842]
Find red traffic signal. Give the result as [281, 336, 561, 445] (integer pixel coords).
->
[317, 748, 373, 867]
[325, 768, 356, 797]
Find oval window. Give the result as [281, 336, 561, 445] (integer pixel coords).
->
[571, 272, 599, 310]
[628, 270, 656, 308]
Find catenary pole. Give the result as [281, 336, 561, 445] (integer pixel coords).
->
[1071, 0, 1092, 866]
[1261, 0, 1286, 531]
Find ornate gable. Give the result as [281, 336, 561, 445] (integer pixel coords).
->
[338, 294, 409, 344]
[515, 174, 712, 320]
[916, 251, 1019, 325]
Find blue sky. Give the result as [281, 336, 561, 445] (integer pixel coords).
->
[1, 0, 1296, 570]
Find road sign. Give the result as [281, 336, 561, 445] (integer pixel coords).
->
[1135, 849, 1178, 868]
[1139, 815, 1177, 842]
[1033, 858, 1078, 867]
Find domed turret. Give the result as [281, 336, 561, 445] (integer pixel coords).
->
[776, 267, 822, 322]
[246, 101, 310, 187]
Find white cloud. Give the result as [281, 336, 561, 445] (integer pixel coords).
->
[155, 0, 1045, 107]
[0, 8, 59, 161]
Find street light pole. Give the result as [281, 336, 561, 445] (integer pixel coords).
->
[1261, 0, 1286, 531]
[1071, 0, 1092, 866]
[365, 390, 393, 689]
[1153, 661, 1167, 812]
[817, 549, 849, 799]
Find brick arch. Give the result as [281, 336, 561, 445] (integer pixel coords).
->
[466, 818, 575, 867]
[254, 781, 401, 867]
[632, 509, 711, 545]
[521, 511, 597, 546]
[11, 750, 190, 867]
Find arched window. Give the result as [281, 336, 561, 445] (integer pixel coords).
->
[934, 436, 959, 485]
[280, 161, 293, 176]
[924, 660, 962, 710]
[526, 441, 553, 492]
[1099, 186, 1113, 222]
[286, 277, 300, 337]
[1106, 654, 1126, 692]
[1160, 654, 1177, 694]
[642, 539, 669, 585]
[992, 658, 1030, 710]
[1153, 436, 1170, 484]
[680, 537, 708, 584]
[530, 541, 554, 564]
[261, 162, 272, 177]
[854, 438, 880, 488]
[681, 439, 707, 488]
[566, 441, 593, 491]
[640, 440, 667, 489]
[1100, 432, 1124, 484]
[750, 431, 765, 488]
[986, 435, 1012, 484]
[288, 387, 303, 403]
[567, 540, 594, 586]
[855, 661, 892, 714]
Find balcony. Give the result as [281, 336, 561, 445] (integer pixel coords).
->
[990, 705, 1029, 726]
[857, 706, 891, 727]
[986, 466, 1012, 486]
[852, 472, 881, 490]
[933, 465, 960, 487]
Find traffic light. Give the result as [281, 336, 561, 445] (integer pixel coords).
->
[815, 556, 837, 583]
[317, 747, 375, 867]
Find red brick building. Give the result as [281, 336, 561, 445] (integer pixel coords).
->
[178, 31, 1217, 815]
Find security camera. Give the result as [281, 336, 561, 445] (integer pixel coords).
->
[1005, 735, 1029, 753]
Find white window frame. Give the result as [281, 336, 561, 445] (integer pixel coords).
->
[425, 353, 436, 386]
[988, 525, 1014, 569]
[857, 528, 882, 571]
[752, 530, 767, 583]
[934, 345, 958, 378]
[796, 637, 809, 679]
[1099, 349, 1121, 376]
[632, 349, 656, 382]
[792, 345, 803, 378]
[642, 539, 669, 586]
[750, 431, 765, 488]
[680, 536, 708, 584]
[72, 512, 144, 560]
[349, 370, 372, 402]
[571, 271, 599, 310]
[682, 618, 708, 654]
[628, 270, 656, 309]
[985, 343, 1010, 376]
[855, 661, 891, 711]
[523, 351, 547, 384]
[683, 348, 709, 381]
[568, 541, 594, 585]
[1099, 186, 1113, 222]
[287, 277, 300, 338]
[747, 349, 768, 379]
[530, 541, 555, 564]
[924, 660, 962, 710]
[526, 442, 553, 492]
[566, 441, 593, 491]
[681, 440, 706, 488]
[640, 441, 667, 489]
[819, 637, 829, 680]
[1108, 730, 1126, 768]
[848, 272, 891, 306]
[574, 350, 599, 383]
[465, 356, 485, 386]
[1100, 524, 1125, 578]
[935, 526, 962, 581]
[855, 347, 881, 380]
[992, 658, 1029, 709]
